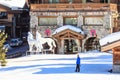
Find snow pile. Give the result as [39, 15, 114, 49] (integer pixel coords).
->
[99, 31, 120, 46]
[53, 25, 84, 35]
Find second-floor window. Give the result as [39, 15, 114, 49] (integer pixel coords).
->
[84, 17, 103, 26]
[49, 0, 59, 3]
[38, 17, 57, 26]
[86, 0, 94, 3]
[100, 0, 109, 3]
[63, 17, 77, 26]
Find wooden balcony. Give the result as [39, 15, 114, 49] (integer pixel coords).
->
[30, 3, 117, 12]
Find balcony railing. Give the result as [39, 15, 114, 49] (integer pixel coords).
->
[30, 3, 117, 12]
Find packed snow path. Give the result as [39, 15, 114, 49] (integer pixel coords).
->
[0, 51, 120, 80]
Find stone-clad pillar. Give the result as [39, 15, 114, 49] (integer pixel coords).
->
[77, 14, 83, 27]
[60, 39, 64, 54]
[30, 12, 38, 28]
[75, 39, 80, 52]
[103, 13, 112, 29]
[57, 15, 63, 27]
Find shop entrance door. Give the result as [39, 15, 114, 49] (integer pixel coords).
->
[64, 39, 78, 54]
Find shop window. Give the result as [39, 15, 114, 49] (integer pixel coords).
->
[64, 17, 77, 26]
[38, 17, 57, 26]
[100, 0, 108, 3]
[49, 0, 59, 3]
[84, 17, 103, 26]
[64, 39, 78, 54]
[86, 0, 94, 3]
[68, 0, 73, 3]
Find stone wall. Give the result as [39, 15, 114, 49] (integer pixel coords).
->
[30, 11, 114, 38]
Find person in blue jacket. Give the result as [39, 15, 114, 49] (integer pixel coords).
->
[75, 54, 81, 72]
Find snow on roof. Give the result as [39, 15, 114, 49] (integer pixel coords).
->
[0, 0, 26, 9]
[99, 31, 120, 46]
[53, 25, 84, 35]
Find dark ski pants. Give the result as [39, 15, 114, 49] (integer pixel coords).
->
[75, 64, 80, 72]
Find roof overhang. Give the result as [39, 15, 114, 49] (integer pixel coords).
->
[0, 4, 11, 11]
[101, 40, 120, 52]
[52, 29, 84, 40]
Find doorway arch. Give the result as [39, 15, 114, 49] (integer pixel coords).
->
[84, 37, 100, 51]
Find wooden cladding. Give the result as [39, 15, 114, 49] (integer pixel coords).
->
[52, 29, 84, 39]
[30, 3, 117, 12]
[113, 47, 120, 65]
[101, 40, 120, 52]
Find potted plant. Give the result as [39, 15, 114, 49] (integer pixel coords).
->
[0, 30, 7, 66]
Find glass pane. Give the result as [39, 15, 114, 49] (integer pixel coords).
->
[68, 0, 73, 2]
[64, 18, 77, 25]
[49, 0, 52, 3]
[85, 17, 103, 25]
[49, 0, 59, 3]
[53, 0, 59, 3]
[39, 17, 57, 26]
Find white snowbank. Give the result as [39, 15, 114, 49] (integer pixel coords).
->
[99, 31, 120, 46]
[53, 25, 84, 35]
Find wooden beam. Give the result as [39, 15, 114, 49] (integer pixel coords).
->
[69, 31, 84, 39]
[101, 40, 120, 52]
[59, 33, 68, 38]
[52, 29, 84, 41]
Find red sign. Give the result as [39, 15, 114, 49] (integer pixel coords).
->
[90, 29, 96, 37]
[45, 29, 51, 37]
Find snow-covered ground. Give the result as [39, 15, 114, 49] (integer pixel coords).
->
[0, 51, 120, 80]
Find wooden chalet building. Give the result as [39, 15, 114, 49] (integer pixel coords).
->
[100, 32, 120, 73]
[0, 0, 29, 39]
[29, 0, 119, 54]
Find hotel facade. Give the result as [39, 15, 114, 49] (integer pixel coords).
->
[29, 0, 119, 53]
